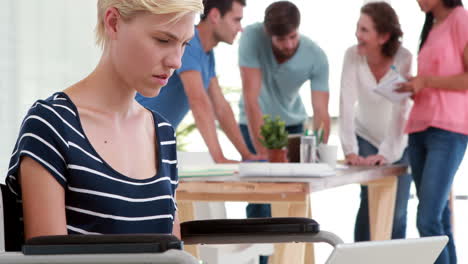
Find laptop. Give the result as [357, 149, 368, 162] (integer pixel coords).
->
[325, 236, 448, 264]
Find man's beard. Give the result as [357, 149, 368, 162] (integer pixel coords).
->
[272, 45, 297, 61]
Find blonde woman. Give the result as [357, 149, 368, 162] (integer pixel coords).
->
[3, 0, 203, 250]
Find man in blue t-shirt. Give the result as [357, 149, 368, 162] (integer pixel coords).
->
[136, 0, 258, 163]
[239, 1, 331, 158]
[238, 3, 331, 263]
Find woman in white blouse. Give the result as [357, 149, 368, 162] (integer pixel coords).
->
[339, 2, 412, 241]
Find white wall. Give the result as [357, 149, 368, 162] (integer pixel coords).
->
[0, 1, 17, 182]
[1, 0, 20, 181]
[0, 0, 101, 179]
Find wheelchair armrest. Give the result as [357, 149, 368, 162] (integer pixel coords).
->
[181, 217, 343, 246]
[22, 234, 182, 255]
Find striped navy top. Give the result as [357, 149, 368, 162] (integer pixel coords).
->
[6, 92, 178, 236]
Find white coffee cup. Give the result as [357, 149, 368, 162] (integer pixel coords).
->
[318, 144, 338, 168]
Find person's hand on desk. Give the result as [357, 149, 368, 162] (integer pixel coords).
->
[242, 152, 267, 162]
[362, 154, 388, 166]
[345, 153, 388, 166]
[345, 153, 365, 166]
[212, 154, 240, 164]
[253, 145, 269, 161]
[215, 158, 240, 164]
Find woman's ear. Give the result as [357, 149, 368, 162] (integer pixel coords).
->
[104, 7, 121, 41]
[379, 32, 390, 45]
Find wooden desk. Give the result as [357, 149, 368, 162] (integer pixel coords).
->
[177, 165, 407, 264]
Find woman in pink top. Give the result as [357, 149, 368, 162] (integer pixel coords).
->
[397, 1, 468, 263]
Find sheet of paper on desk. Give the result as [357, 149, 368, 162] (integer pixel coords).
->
[239, 163, 335, 177]
[373, 74, 411, 103]
[179, 164, 239, 178]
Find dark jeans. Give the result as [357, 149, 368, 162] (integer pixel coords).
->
[240, 123, 303, 264]
[409, 127, 467, 264]
[354, 135, 412, 242]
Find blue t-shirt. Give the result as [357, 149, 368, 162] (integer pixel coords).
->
[5, 92, 178, 238]
[135, 27, 216, 128]
[238, 23, 330, 126]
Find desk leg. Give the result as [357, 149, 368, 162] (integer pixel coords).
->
[367, 176, 397, 240]
[270, 194, 311, 264]
[178, 201, 199, 258]
[304, 199, 315, 264]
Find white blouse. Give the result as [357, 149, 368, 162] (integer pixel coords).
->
[339, 45, 413, 163]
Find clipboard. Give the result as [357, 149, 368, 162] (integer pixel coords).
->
[374, 65, 412, 103]
[373, 74, 411, 103]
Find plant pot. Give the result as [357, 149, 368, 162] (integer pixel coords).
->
[267, 148, 288, 163]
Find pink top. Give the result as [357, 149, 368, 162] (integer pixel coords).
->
[406, 7, 468, 135]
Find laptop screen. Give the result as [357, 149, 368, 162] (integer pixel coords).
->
[325, 236, 448, 264]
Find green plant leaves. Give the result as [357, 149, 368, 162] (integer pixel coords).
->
[259, 115, 289, 149]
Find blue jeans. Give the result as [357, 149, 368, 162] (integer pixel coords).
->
[409, 127, 468, 264]
[354, 135, 412, 241]
[240, 123, 303, 264]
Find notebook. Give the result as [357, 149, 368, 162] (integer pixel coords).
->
[239, 162, 335, 177]
[177, 151, 238, 178]
[325, 236, 448, 264]
[179, 164, 238, 178]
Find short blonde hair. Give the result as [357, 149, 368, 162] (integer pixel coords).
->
[96, 0, 204, 48]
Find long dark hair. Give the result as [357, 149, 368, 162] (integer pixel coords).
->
[419, 0, 464, 51]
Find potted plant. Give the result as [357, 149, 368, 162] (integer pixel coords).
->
[259, 115, 289, 162]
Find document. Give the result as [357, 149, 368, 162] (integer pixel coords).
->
[179, 164, 238, 178]
[177, 152, 238, 178]
[373, 68, 411, 103]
